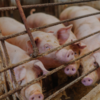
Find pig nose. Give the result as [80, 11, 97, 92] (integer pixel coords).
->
[64, 65, 76, 76]
[81, 77, 93, 86]
[29, 93, 44, 100]
[66, 50, 74, 61]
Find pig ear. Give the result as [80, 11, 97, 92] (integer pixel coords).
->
[73, 41, 86, 49]
[57, 24, 73, 45]
[26, 38, 40, 54]
[14, 67, 26, 82]
[34, 61, 49, 77]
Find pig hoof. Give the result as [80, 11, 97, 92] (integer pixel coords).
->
[81, 78, 93, 86]
[29, 93, 44, 100]
[64, 65, 76, 76]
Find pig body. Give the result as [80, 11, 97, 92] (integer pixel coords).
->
[2, 41, 48, 100]
[80, 6, 100, 21]
[26, 12, 86, 76]
[0, 17, 75, 75]
[60, 6, 100, 86]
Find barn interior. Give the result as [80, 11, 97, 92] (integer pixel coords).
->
[0, 0, 100, 100]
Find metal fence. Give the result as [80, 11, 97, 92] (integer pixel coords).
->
[0, 0, 100, 100]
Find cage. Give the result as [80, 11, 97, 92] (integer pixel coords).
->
[0, 0, 100, 100]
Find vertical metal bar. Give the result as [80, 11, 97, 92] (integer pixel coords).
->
[0, 30, 17, 100]
[0, 73, 7, 100]
[0, 41, 17, 100]
[15, 0, 38, 57]
[1, 11, 4, 17]
[0, 32, 23, 100]
[1, 41, 22, 100]
[0, 44, 10, 100]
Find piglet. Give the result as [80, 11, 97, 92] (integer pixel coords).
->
[60, 6, 100, 86]
[26, 12, 86, 76]
[0, 17, 75, 75]
[2, 41, 49, 100]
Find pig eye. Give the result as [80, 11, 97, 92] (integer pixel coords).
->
[46, 46, 49, 48]
[94, 62, 98, 67]
[44, 44, 51, 50]
[74, 52, 77, 55]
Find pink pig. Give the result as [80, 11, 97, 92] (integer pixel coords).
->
[26, 12, 86, 76]
[1, 41, 49, 100]
[60, 6, 100, 86]
[0, 17, 74, 74]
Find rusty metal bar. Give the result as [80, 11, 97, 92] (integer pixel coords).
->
[0, 73, 8, 100]
[15, 0, 38, 57]
[1, 40, 17, 100]
[45, 67, 99, 100]
[0, 46, 100, 100]
[0, 46, 10, 100]
[0, 12, 100, 42]
[0, 0, 99, 11]
[0, 30, 100, 74]
[1, 41, 20, 100]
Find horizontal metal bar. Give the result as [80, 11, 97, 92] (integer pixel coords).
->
[0, 30, 100, 74]
[0, 46, 100, 100]
[0, 0, 99, 11]
[0, 12, 100, 42]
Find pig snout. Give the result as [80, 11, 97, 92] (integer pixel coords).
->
[29, 92, 44, 100]
[64, 65, 77, 76]
[81, 77, 93, 86]
[56, 49, 74, 63]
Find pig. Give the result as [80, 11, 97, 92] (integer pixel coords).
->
[80, 6, 100, 21]
[60, 6, 100, 86]
[2, 41, 49, 100]
[0, 17, 75, 75]
[26, 12, 86, 76]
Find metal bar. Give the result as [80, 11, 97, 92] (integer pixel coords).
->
[45, 67, 99, 100]
[0, 12, 100, 41]
[15, 0, 38, 57]
[0, 30, 100, 73]
[0, 33, 23, 100]
[1, 40, 17, 100]
[0, 46, 100, 100]
[0, 73, 8, 100]
[0, 0, 99, 11]
[0, 46, 10, 100]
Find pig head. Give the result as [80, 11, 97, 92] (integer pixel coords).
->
[26, 31, 74, 69]
[57, 24, 86, 76]
[13, 60, 49, 100]
[80, 48, 100, 86]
